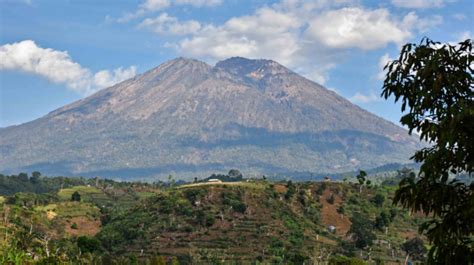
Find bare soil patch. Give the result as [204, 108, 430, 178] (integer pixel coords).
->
[65, 216, 101, 237]
[320, 188, 351, 237]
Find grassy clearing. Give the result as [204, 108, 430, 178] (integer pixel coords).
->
[178, 181, 266, 190]
[0, 196, 5, 204]
[58, 186, 105, 201]
[56, 202, 100, 218]
[36, 202, 100, 218]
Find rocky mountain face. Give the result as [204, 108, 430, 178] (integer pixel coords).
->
[0, 57, 420, 180]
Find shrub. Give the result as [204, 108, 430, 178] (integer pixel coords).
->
[329, 255, 367, 265]
[196, 210, 215, 227]
[222, 191, 247, 213]
[71, 191, 81, 202]
[77, 236, 102, 253]
[371, 194, 385, 207]
[327, 194, 335, 204]
[285, 181, 296, 200]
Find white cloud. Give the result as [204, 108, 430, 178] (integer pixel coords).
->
[305, 7, 411, 50]
[117, 0, 222, 23]
[141, 0, 170, 11]
[453, 13, 467, 21]
[401, 12, 443, 32]
[147, 1, 439, 84]
[109, 0, 444, 87]
[455, 31, 472, 42]
[377, 53, 393, 80]
[93, 67, 137, 88]
[174, 0, 222, 7]
[349, 91, 381, 103]
[177, 7, 301, 65]
[0, 40, 136, 96]
[139, 13, 201, 35]
[391, 0, 450, 8]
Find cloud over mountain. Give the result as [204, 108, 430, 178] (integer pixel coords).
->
[133, 1, 444, 84]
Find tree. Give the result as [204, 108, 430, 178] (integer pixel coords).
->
[71, 191, 81, 202]
[326, 194, 335, 204]
[365, 180, 372, 188]
[228, 169, 243, 180]
[18, 173, 28, 182]
[347, 212, 376, 249]
[77, 236, 102, 253]
[30, 171, 41, 184]
[402, 237, 427, 262]
[382, 38, 473, 263]
[371, 194, 385, 207]
[285, 180, 296, 200]
[374, 211, 390, 231]
[356, 171, 367, 193]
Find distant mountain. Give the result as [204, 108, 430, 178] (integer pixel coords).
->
[0, 57, 420, 180]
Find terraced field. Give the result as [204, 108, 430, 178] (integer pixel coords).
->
[0, 179, 427, 264]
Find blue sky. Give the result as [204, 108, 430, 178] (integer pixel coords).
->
[0, 0, 472, 127]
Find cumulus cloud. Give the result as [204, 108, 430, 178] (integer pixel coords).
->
[349, 91, 381, 103]
[401, 12, 443, 32]
[117, 0, 222, 23]
[391, 0, 451, 8]
[305, 7, 412, 50]
[139, 13, 201, 35]
[141, 0, 171, 11]
[0, 40, 136, 96]
[140, 1, 439, 84]
[178, 7, 301, 64]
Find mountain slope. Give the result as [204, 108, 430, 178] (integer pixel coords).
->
[0, 57, 419, 179]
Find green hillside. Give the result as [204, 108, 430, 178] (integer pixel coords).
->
[0, 173, 428, 264]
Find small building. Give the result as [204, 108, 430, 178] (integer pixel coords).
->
[208, 179, 222, 183]
[328, 225, 336, 233]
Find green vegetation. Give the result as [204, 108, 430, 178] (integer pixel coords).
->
[0, 172, 87, 195]
[347, 212, 376, 249]
[382, 38, 473, 263]
[0, 172, 430, 264]
[71, 191, 81, 202]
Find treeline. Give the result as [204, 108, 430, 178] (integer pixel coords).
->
[0, 172, 157, 196]
[0, 172, 88, 195]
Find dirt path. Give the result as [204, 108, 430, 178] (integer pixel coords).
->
[178, 181, 245, 188]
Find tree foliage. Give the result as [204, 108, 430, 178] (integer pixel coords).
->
[71, 191, 81, 202]
[402, 237, 427, 261]
[347, 212, 376, 249]
[382, 38, 473, 263]
[77, 236, 102, 253]
[371, 194, 385, 207]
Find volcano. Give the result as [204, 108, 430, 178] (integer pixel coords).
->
[0, 57, 419, 180]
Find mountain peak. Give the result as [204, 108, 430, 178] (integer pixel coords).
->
[0, 56, 419, 179]
[215, 57, 290, 79]
[156, 57, 211, 72]
[138, 57, 212, 84]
